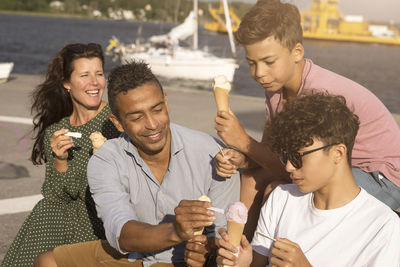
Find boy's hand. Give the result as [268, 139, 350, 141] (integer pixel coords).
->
[185, 235, 210, 267]
[174, 200, 216, 241]
[216, 228, 252, 267]
[215, 149, 246, 178]
[270, 238, 312, 267]
[215, 110, 249, 152]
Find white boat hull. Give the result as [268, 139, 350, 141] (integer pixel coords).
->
[123, 48, 238, 82]
[0, 62, 14, 83]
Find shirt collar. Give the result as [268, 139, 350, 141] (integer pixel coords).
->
[120, 123, 184, 165]
[169, 123, 184, 156]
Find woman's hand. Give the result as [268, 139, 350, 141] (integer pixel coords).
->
[50, 129, 74, 172]
[50, 129, 74, 160]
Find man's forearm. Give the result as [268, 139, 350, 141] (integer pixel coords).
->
[119, 220, 182, 253]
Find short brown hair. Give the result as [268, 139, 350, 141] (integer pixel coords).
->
[264, 93, 360, 165]
[235, 0, 303, 50]
[107, 60, 163, 119]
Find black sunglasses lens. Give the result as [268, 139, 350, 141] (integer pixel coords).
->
[288, 153, 302, 169]
[281, 152, 302, 169]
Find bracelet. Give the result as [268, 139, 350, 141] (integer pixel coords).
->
[52, 151, 67, 160]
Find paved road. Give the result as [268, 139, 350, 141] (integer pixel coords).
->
[0, 73, 266, 261]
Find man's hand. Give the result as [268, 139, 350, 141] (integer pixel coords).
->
[216, 228, 252, 267]
[174, 200, 216, 242]
[185, 235, 210, 267]
[215, 149, 247, 178]
[270, 238, 312, 267]
[215, 110, 250, 152]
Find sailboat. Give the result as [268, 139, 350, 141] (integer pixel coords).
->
[0, 62, 14, 84]
[119, 0, 238, 82]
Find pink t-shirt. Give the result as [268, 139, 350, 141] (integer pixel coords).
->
[265, 59, 400, 186]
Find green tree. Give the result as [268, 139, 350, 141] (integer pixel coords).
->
[64, 0, 81, 13]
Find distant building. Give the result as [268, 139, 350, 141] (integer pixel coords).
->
[122, 10, 135, 20]
[49, 1, 64, 11]
[92, 10, 102, 18]
[108, 8, 135, 21]
[369, 25, 395, 38]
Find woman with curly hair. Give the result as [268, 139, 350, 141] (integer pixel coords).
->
[1, 43, 120, 267]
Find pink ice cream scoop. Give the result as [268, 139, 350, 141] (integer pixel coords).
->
[225, 201, 248, 224]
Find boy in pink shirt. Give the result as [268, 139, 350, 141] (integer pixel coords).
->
[214, 0, 400, 239]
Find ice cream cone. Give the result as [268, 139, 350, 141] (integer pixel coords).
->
[193, 227, 204, 235]
[213, 75, 231, 112]
[214, 87, 230, 112]
[194, 195, 211, 235]
[89, 132, 107, 154]
[224, 201, 248, 266]
[227, 220, 245, 247]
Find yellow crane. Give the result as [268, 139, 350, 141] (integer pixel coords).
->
[204, 0, 241, 33]
[301, 0, 400, 45]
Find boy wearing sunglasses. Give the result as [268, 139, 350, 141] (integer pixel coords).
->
[214, 0, 400, 241]
[216, 93, 400, 267]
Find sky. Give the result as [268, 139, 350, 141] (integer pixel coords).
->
[222, 0, 400, 23]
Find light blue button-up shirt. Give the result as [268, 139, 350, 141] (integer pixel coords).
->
[87, 123, 240, 266]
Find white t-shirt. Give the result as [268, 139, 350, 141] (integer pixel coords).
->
[252, 184, 400, 267]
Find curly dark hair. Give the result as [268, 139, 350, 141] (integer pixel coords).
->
[235, 0, 303, 50]
[264, 93, 360, 165]
[31, 43, 104, 165]
[107, 60, 163, 119]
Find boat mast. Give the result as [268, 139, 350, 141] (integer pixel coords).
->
[193, 0, 198, 50]
[222, 0, 236, 56]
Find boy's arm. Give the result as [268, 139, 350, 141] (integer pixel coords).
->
[215, 111, 288, 178]
[251, 251, 269, 267]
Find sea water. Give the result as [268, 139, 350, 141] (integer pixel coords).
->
[0, 13, 399, 113]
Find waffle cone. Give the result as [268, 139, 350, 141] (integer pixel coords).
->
[90, 132, 107, 154]
[227, 221, 245, 247]
[193, 195, 211, 236]
[214, 87, 230, 112]
[193, 227, 204, 235]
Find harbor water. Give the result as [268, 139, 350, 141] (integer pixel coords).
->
[0, 13, 399, 113]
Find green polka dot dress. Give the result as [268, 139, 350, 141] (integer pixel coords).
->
[1, 104, 120, 267]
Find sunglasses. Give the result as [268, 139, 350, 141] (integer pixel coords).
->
[280, 144, 336, 169]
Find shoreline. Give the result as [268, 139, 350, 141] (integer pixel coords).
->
[0, 10, 94, 20]
[0, 10, 186, 25]
[6, 73, 400, 127]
